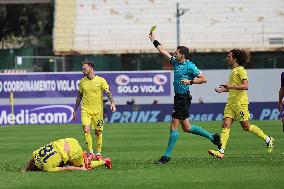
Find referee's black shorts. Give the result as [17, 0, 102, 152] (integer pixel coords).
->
[172, 93, 192, 120]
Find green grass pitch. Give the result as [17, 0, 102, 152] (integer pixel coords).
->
[0, 120, 283, 189]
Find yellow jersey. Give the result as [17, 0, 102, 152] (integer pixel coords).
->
[227, 66, 249, 105]
[79, 75, 109, 114]
[32, 138, 82, 172]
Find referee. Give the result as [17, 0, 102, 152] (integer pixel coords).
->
[149, 32, 221, 164]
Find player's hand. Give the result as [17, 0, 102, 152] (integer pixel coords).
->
[83, 161, 91, 170]
[110, 103, 116, 112]
[180, 79, 190, 85]
[80, 166, 89, 171]
[215, 86, 226, 93]
[149, 32, 155, 42]
[72, 111, 77, 121]
[220, 82, 230, 89]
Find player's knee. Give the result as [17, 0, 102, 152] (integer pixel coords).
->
[83, 127, 90, 133]
[222, 123, 230, 128]
[242, 126, 250, 131]
[95, 130, 102, 136]
[240, 122, 250, 131]
[182, 127, 189, 132]
[183, 128, 189, 132]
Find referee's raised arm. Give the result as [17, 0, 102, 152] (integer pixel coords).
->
[149, 32, 172, 61]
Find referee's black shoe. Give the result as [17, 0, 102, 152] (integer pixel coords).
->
[155, 156, 171, 164]
[212, 133, 222, 149]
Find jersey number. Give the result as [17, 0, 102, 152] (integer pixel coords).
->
[97, 120, 104, 127]
[38, 144, 56, 163]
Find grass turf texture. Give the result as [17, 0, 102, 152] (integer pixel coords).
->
[0, 120, 283, 189]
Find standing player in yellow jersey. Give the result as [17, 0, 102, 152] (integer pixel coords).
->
[73, 61, 116, 160]
[22, 138, 112, 172]
[208, 49, 274, 159]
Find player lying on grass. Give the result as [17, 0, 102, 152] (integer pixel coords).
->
[22, 138, 112, 172]
[208, 49, 274, 159]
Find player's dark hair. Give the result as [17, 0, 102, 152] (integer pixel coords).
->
[230, 49, 250, 67]
[82, 60, 95, 69]
[24, 159, 40, 172]
[177, 46, 191, 60]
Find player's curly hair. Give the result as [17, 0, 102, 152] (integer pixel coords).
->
[82, 60, 95, 69]
[177, 46, 191, 60]
[230, 49, 250, 67]
[23, 159, 40, 172]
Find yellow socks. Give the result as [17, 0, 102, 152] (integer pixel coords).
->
[91, 160, 104, 169]
[96, 132, 103, 153]
[248, 124, 267, 141]
[84, 132, 93, 153]
[221, 128, 230, 150]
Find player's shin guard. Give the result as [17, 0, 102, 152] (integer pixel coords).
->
[84, 132, 93, 153]
[90, 160, 104, 169]
[248, 125, 267, 141]
[188, 125, 214, 141]
[221, 128, 230, 150]
[96, 132, 103, 153]
[164, 130, 179, 157]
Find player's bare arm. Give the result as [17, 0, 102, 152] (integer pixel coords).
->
[181, 73, 207, 85]
[73, 92, 83, 120]
[149, 33, 171, 61]
[221, 79, 248, 90]
[58, 166, 88, 172]
[215, 86, 228, 93]
[105, 91, 116, 112]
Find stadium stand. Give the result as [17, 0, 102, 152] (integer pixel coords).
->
[53, 0, 77, 54]
[0, 0, 51, 3]
[53, 0, 284, 55]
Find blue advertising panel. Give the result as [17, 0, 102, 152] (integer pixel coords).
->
[0, 102, 280, 125]
[107, 71, 171, 96]
[0, 104, 81, 125]
[105, 102, 280, 123]
[0, 71, 171, 98]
